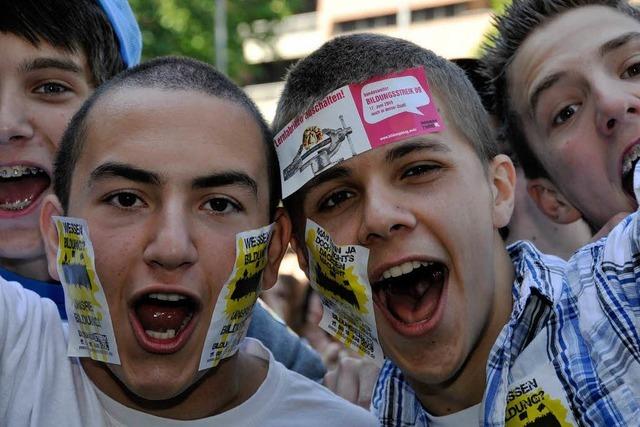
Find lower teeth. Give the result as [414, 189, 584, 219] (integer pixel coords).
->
[146, 329, 176, 339]
[143, 312, 193, 340]
[0, 197, 33, 211]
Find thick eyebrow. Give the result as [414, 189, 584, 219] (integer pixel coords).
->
[600, 31, 640, 57]
[384, 139, 451, 163]
[19, 57, 82, 74]
[192, 171, 257, 196]
[302, 165, 352, 191]
[89, 162, 160, 186]
[529, 72, 563, 116]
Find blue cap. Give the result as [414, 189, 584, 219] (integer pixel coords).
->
[96, 0, 142, 67]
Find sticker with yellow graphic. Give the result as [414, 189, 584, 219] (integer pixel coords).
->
[199, 223, 275, 370]
[53, 216, 120, 364]
[305, 219, 384, 365]
[505, 372, 578, 426]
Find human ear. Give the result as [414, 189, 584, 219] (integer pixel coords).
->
[39, 194, 64, 281]
[490, 154, 517, 228]
[260, 208, 292, 291]
[290, 233, 310, 280]
[526, 177, 582, 224]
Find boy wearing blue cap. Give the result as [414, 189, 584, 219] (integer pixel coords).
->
[0, 0, 140, 317]
[0, 0, 325, 381]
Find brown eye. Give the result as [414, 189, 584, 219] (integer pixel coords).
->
[202, 197, 241, 214]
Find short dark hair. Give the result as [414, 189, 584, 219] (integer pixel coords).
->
[273, 33, 498, 232]
[1, 0, 125, 86]
[481, 0, 640, 179]
[55, 56, 281, 218]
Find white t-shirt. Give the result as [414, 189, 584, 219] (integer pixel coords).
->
[0, 277, 377, 426]
[426, 403, 481, 427]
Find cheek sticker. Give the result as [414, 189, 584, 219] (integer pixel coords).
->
[52, 216, 120, 364]
[274, 66, 444, 198]
[199, 223, 275, 370]
[305, 219, 384, 365]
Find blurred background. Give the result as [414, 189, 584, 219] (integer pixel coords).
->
[129, 0, 508, 122]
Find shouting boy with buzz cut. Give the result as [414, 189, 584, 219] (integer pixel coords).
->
[272, 33, 640, 425]
[482, 0, 640, 238]
[0, 0, 325, 380]
[0, 56, 377, 425]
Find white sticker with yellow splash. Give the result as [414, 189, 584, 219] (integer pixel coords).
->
[53, 216, 120, 364]
[199, 223, 275, 370]
[505, 362, 578, 426]
[305, 219, 384, 366]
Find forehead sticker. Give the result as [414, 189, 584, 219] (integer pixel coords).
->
[305, 219, 384, 365]
[199, 223, 275, 370]
[53, 216, 120, 364]
[275, 67, 444, 198]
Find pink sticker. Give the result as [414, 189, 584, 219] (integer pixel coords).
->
[274, 67, 444, 198]
[351, 67, 443, 147]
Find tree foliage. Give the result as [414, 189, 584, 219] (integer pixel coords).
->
[128, 0, 301, 83]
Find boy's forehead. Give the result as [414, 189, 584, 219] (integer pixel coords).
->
[78, 87, 267, 181]
[1, 32, 90, 73]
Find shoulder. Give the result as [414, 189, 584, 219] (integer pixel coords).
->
[243, 338, 376, 426]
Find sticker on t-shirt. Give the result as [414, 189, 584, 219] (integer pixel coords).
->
[274, 66, 444, 198]
[505, 362, 578, 426]
[199, 223, 275, 370]
[305, 219, 384, 365]
[52, 216, 120, 364]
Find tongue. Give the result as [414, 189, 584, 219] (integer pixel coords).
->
[135, 301, 191, 332]
[385, 280, 441, 324]
[0, 175, 50, 205]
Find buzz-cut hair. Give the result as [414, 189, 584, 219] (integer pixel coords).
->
[55, 56, 281, 218]
[273, 33, 498, 230]
[481, 0, 640, 180]
[1, 0, 125, 86]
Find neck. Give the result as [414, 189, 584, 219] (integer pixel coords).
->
[82, 349, 268, 420]
[0, 256, 51, 282]
[411, 234, 515, 416]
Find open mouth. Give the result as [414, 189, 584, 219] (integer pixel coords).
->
[0, 165, 51, 213]
[131, 292, 199, 353]
[621, 145, 640, 200]
[372, 260, 447, 336]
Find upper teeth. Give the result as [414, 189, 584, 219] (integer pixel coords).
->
[623, 145, 640, 176]
[0, 166, 44, 178]
[381, 261, 430, 280]
[148, 293, 186, 302]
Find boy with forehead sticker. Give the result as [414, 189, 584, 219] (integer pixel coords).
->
[0, 56, 377, 425]
[273, 33, 640, 425]
[0, 0, 325, 381]
[482, 0, 640, 238]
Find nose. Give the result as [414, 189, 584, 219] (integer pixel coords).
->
[594, 82, 640, 136]
[0, 91, 34, 144]
[357, 183, 417, 245]
[143, 202, 198, 271]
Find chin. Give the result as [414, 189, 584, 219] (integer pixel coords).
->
[111, 361, 200, 402]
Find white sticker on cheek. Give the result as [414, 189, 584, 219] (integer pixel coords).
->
[52, 216, 121, 365]
[305, 219, 384, 366]
[199, 223, 275, 370]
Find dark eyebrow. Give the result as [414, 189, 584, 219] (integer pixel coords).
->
[600, 31, 640, 57]
[19, 57, 82, 74]
[385, 139, 451, 163]
[89, 162, 160, 186]
[302, 165, 352, 192]
[529, 72, 563, 116]
[192, 171, 257, 196]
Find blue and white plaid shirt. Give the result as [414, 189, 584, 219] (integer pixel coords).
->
[372, 215, 640, 426]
